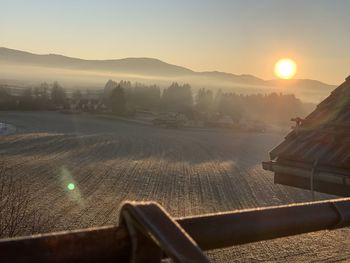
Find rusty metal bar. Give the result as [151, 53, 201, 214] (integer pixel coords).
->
[120, 202, 210, 263]
[0, 226, 131, 263]
[179, 198, 350, 250]
[2, 198, 350, 262]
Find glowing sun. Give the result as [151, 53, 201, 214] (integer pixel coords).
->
[274, 58, 297, 79]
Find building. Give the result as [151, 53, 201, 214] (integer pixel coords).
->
[263, 76, 350, 196]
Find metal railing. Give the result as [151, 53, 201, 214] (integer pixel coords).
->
[2, 198, 350, 262]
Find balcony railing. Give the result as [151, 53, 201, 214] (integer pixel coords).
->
[1, 198, 350, 262]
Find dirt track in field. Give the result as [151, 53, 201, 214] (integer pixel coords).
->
[1, 111, 349, 262]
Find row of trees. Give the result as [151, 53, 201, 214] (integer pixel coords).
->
[0, 82, 66, 110]
[0, 79, 313, 125]
[104, 80, 313, 124]
[103, 80, 193, 114]
[195, 88, 312, 124]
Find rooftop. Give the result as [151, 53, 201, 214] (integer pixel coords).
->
[263, 76, 350, 196]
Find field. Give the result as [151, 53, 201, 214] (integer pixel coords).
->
[1, 111, 350, 262]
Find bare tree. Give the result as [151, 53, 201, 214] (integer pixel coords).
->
[51, 81, 66, 107]
[0, 162, 50, 238]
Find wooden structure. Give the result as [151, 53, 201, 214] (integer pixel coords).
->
[263, 76, 350, 196]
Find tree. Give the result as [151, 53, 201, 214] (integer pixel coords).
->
[22, 88, 33, 98]
[31, 83, 50, 110]
[0, 87, 15, 110]
[18, 88, 38, 110]
[126, 84, 161, 110]
[72, 90, 83, 101]
[215, 92, 243, 122]
[34, 83, 49, 101]
[196, 88, 213, 113]
[0, 162, 50, 238]
[162, 83, 193, 112]
[110, 85, 126, 114]
[103, 80, 118, 109]
[51, 82, 66, 106]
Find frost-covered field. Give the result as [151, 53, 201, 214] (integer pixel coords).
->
[0, 111, 349, 262]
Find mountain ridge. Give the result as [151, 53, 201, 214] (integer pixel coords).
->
[0, 47, 336, 102]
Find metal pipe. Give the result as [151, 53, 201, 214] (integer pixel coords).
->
[262, 161, 350, 196]
[262, 161, 350, 185]
[1, 198, 350, 262]
[0, 226, 131, 263]
[179, 198, 350, 250]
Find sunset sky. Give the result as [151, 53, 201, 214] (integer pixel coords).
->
[1, 0, 350, 84]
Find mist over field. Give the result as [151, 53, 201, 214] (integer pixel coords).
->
[0, 47, 335, 103]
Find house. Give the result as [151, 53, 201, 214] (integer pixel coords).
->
[205, 114, 234, 128]
[263, 75, 350, 196]
[239, 118, 266, 132]
[216, 115, 234, 127]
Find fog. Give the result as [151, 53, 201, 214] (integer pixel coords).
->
[0, 61, 334, 104]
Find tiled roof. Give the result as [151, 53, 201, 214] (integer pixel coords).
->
[269, 76, 350, 170]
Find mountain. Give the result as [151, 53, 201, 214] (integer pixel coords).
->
[0, 47, 336, 102]
[0, 47, 193, 76]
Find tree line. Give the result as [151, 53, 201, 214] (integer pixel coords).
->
[104, 80, 314, 125]
[103, 80, 193, 114]
[0, 82, 66, 110]
[0, 80, 314, 125]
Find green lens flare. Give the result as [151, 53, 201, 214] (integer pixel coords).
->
[67, 183, 75, 191]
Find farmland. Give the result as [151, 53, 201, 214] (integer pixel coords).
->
[0, 111, 349, 262]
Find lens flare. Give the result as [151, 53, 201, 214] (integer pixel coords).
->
[67, 183, 75, 191]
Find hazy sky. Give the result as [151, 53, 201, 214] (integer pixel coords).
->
[1, 0, 350, 84]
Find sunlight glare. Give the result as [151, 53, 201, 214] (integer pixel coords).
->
[274, 58, 297, 79]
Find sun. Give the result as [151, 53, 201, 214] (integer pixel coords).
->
[274, 58, 297, 79]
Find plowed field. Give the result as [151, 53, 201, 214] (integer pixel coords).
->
[1, 111, 348, 262]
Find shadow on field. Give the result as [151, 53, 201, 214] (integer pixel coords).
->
[0, 130, 280, 165]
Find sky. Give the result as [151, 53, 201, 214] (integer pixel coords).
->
[1, 0, 350, 84]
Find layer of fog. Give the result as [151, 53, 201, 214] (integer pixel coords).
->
[0, 62, 331, 103]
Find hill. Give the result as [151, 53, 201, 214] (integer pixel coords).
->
[0, 47, 335, 102]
